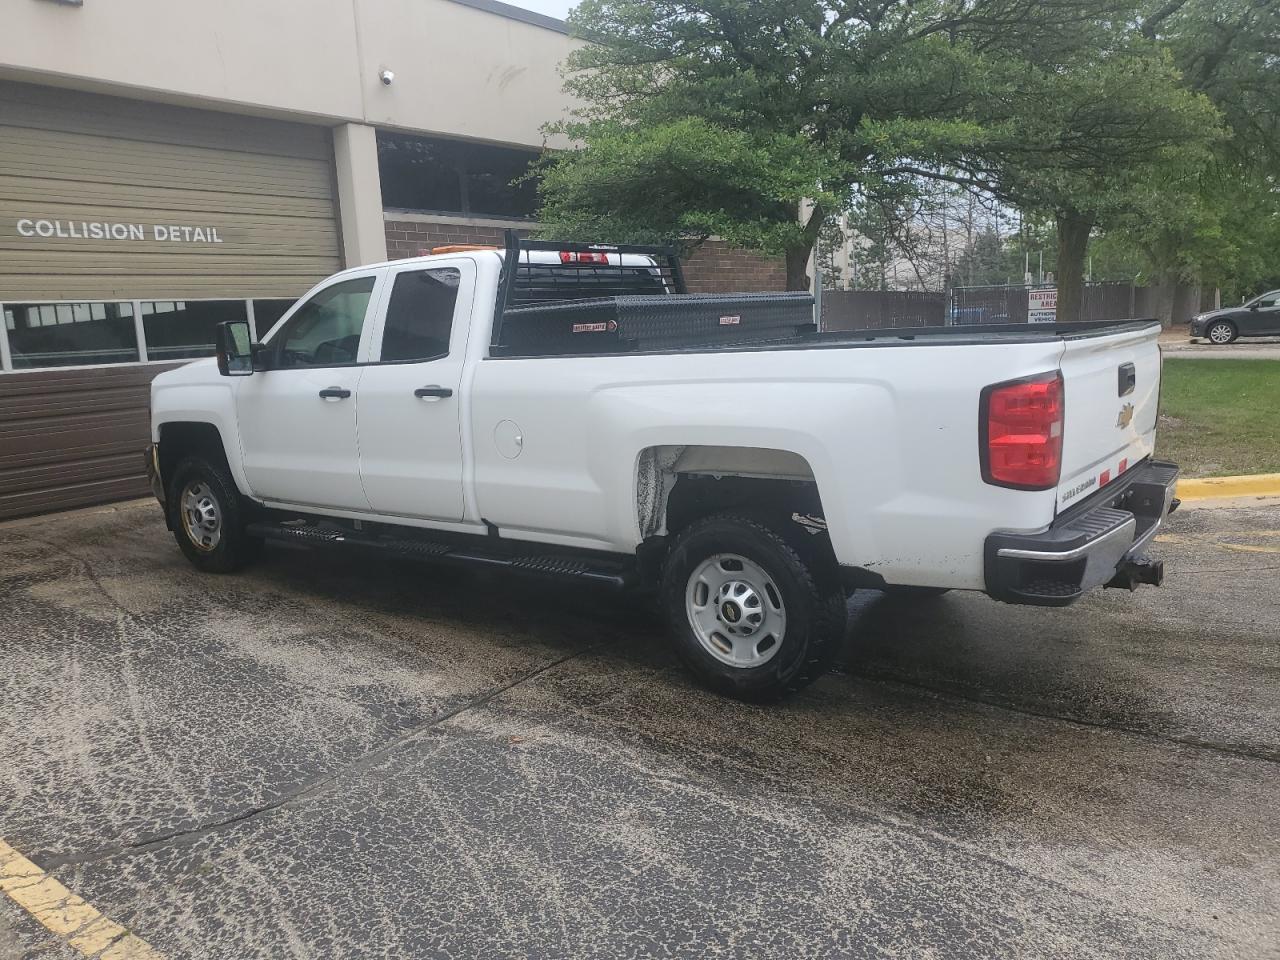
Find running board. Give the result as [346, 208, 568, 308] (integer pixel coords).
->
[245, 521, 635, 589]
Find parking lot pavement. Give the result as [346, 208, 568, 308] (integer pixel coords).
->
[1162, 336, 1280, 360]
[1, 501, 1277, 959]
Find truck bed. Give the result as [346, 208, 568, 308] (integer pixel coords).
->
[490, 315, 1161, 360]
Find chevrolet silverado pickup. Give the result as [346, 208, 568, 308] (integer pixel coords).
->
[146, 234, 1178, 701]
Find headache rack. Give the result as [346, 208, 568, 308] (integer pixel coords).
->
[490, 230, 816, 357]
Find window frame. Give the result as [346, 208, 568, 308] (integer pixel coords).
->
[257, 270, 385, 371]
[0, 295, 300, 374]
[366, 258, 476, 366]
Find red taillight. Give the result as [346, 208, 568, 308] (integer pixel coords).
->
[980, 372, 1064, 490]
[559, 250, 611, 265]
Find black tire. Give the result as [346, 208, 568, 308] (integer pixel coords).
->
[1205, 320, 1238, 345]
[167, 456, 262, 573]
[660, 514, 847, 702]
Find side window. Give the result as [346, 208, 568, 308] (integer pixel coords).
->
[1256, 295, 1279, 308]
[380, 268, 461, 363]
[272, 276, 376, 368]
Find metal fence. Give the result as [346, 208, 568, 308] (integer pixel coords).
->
[950, 282, 1141, 325]
[821, 290, 947, 331]
[821, 282, 1211, 331]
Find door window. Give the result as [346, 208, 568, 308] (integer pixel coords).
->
[271, 276, 376, 368]
[379, 268, 461, 362]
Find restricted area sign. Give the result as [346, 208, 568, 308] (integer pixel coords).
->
[1028, 287, 1057, 323]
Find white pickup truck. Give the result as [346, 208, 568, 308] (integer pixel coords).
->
[147, 234, 1178, 700]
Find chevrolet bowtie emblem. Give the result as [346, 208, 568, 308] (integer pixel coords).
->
[1116, 402, 1134, 429]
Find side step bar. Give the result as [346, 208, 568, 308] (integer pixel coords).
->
[245, 521, 636, 589]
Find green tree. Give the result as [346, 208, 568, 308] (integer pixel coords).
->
[966, 47, 1222, 320]
[537, 0, 1154, 291]
[1117, 0, 1280, 308]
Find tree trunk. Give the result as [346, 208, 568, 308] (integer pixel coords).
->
[1055, 210, 1094, 323]
[785, 245, 812, 291]
[1151, 270, 1180, 327]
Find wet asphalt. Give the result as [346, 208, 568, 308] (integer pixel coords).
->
[0, 500, 1277, 959]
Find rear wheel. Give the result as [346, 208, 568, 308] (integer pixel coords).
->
[660, 514, 846, 702]
[168, 456, 262, 573]
[1207, 320, 1237, 344]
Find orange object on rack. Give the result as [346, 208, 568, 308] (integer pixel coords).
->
[426, 244, 501, 255]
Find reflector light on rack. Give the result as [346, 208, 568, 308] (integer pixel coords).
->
[559, 251, 611, 265]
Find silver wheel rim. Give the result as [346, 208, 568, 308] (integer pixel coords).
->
[1208, 323, 1233, 344]
[685, 553, 786, 668]
[180, 481, 222, 552]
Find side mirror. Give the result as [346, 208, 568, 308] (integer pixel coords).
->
[216, 320, 254, 376]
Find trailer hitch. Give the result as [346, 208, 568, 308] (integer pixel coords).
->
[1105, 555, 1165, 591]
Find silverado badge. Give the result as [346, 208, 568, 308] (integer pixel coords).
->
[1116, 402, 1134, 429]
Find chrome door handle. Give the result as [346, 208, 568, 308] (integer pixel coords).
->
[414, 386, 453, 401]
[318, 387, 351, 400]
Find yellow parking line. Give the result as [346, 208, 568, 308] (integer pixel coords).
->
[1154, 532, 1280, 554]
[0, 839, 165, 959]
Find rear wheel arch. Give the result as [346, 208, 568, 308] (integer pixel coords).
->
[635, 444, 839, 585]
[636, 444, 827, 534]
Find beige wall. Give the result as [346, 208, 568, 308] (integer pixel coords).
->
[354, 0, 579, 147]
[0, 81, 342, 300]
[0, 0, 579, 149]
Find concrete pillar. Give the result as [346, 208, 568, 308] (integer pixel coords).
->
[332, 123, 388, 267]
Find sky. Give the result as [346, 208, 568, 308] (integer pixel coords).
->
[504, 0, 578, 20]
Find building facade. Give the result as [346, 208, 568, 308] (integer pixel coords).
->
[0, 0, 782, 520]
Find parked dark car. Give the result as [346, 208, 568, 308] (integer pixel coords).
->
[1189, 290, 1280, 344]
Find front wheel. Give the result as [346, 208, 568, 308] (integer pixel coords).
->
[168, 456, 262, 573]
[1206, 320, 1237, 344]
[660, 514, 847, 702]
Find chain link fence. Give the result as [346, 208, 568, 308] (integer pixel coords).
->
[820, 290, 947, 331]
[950, 282, 1141, 325]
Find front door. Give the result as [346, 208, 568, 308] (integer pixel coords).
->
[1245, 292, 1280, 334]
[356, 260, 474, 521]
[235, 272, 381, 511]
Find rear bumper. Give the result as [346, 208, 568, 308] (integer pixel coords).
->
[985, 459, 1179, 606]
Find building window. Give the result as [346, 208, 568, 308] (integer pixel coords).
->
[5, 302, 140, 369]
[377, 132, 540, 219]
[141, 300, 248, 361]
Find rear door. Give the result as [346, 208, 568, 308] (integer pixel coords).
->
[1054, 324, 1163, 511]
[355, 259, 474, 521]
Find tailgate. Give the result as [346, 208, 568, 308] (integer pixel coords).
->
[1055, 324, 1162, 512]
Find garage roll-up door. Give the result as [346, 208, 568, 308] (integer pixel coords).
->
[0, 80, 342, 301]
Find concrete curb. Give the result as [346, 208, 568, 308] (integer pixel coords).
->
[1177, 473, 1280, 501]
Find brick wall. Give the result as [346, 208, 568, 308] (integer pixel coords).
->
[681, 240, 789, 293]
[383, 218, 532, 261]
[384, 218, 789, 294]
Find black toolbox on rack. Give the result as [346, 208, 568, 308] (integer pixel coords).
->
[495, 292, 816, 357]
